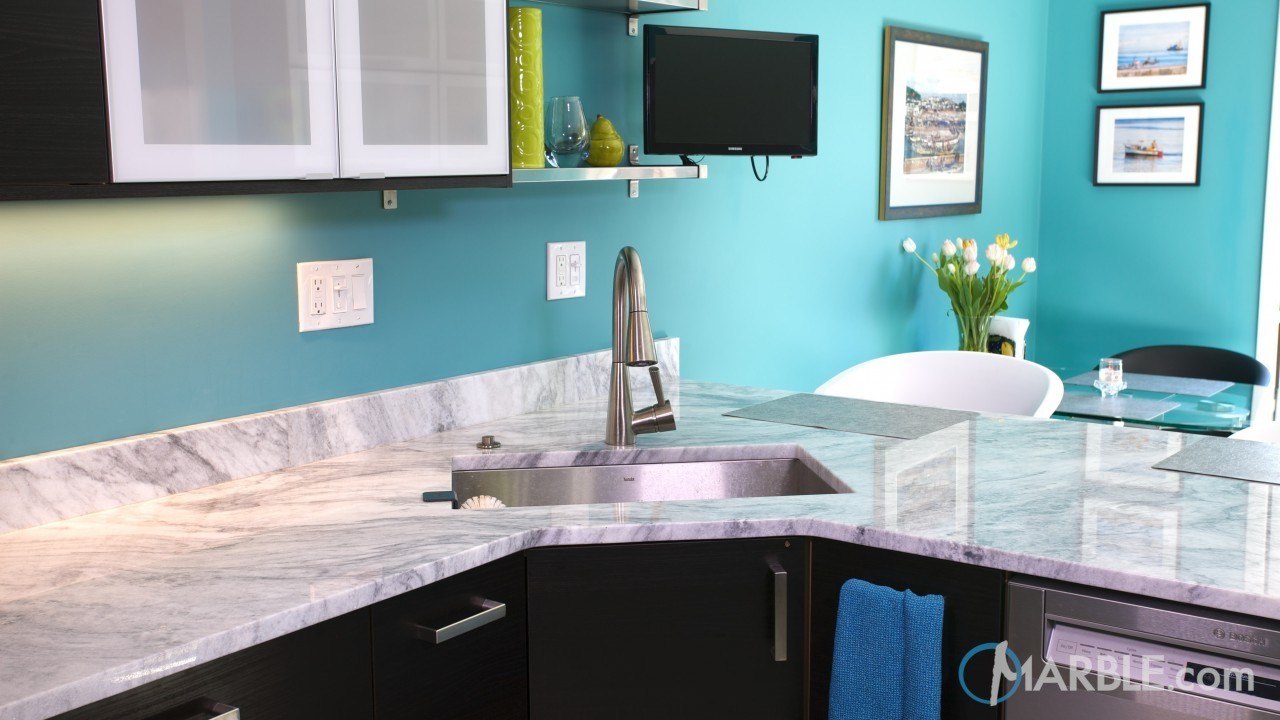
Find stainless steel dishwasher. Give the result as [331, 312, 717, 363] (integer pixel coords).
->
[1006, 577, 1280, 719]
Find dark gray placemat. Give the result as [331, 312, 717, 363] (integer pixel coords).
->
[1056, 394, 1180, 422]
[1153, 437, 1280, 484]
[1065, 371, 1233, 398]
[724, 393, 975, 440]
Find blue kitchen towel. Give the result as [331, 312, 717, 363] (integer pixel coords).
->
[829, 579, 906, 720]
[902, 589, 944, 720]
[828, 579, 945, 720]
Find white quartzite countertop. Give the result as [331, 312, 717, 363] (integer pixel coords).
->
[2, 379, 1278, 719]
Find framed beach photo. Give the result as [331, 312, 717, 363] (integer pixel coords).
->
[1099, 4, 1209, 92]
[1095, 104, 1203, 186]
[879, 27, 988, 221]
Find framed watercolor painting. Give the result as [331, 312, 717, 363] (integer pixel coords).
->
[1095, 103, 1204, 186]
[1099, 4, 1209, 92]
[879, 26, 988, 221]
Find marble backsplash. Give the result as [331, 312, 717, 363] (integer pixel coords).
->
[0, 339, 679, 533]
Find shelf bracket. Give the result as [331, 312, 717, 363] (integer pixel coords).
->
[628, 180, 640, 199]
[382, 190, 398, 210]
[627, 15, 639, 36]
[628, 145, 640, 166]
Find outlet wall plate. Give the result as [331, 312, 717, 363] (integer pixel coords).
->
[547, 241, 586, 300]
[297, 259, 374, 332]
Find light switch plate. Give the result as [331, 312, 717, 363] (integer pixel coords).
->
[547, 241, 586, 300]
[297, 259, 374, 332]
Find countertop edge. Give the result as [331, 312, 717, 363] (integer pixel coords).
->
[11, 514, 1276, 720]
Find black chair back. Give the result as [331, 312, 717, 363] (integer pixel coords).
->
[1111, 345, 1272, 387]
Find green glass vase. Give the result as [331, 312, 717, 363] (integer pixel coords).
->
[508, 8, 544, 169]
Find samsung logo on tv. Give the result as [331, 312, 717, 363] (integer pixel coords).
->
[727, 146, 743, 151]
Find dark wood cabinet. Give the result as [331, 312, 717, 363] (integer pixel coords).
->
[0, 0, 111, 188]
[526, 538, 807, 720]
[371, 554, 528, 720]
[51, 610, 374, 720]
[809, 539, 1006, 720]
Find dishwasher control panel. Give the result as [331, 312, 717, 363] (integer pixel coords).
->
[1048, 622, 1280, 713]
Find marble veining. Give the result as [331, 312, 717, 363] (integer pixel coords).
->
[0, 339, 679, 533]
[2, 376, 1280, 720]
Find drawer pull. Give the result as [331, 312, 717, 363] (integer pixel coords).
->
[413, 599, 506, 644]
[767, 556, 788, 662]
[147, 699, 239, 720]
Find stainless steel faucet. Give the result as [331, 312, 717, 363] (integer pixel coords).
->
[606, 247, 676, 447]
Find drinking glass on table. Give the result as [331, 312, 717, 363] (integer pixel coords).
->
[1095, 358, 1126, 397]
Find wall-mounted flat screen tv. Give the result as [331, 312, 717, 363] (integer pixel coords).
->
[644, 26, 819, 157]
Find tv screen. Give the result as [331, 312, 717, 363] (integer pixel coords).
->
[645, 26, 818, 157]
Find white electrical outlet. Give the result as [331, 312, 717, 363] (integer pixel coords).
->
[547, 241, 586, 300]
[297, 259, 374, 332]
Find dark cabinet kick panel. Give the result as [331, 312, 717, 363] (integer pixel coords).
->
[0, 1, 111, 187]
[809, 539, 1005, 720]
[50, 610, 374, 720]
[372, 553, 528, 720]
[527, 538, 807, 720]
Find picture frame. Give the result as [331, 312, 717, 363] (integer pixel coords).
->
[879, 26, 988, 221]
[1098, 3, 1210, 92]
[1095, 103, 1204, 186]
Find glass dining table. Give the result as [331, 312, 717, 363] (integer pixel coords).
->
[1051, 368, 1257, 436]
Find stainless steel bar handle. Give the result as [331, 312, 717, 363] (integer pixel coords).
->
[413, 599, 506, 644]
[144, 699, 239, 720]
[767, 557, 787, 662]
[206, 703, 239, 720]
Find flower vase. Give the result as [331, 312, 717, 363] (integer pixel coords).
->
[956, 314, 992, 353]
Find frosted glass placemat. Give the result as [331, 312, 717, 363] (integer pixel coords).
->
[1056, 394, 1180, 422]
[1154, 438, 1280, 484]
[1064, 371, 1233, 398]
[725, 393, 975, 440]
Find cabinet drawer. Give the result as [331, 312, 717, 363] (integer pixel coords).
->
[527, 538, 806, 720]
[52, 610, 374, 720]
[372, 554, 528, 720]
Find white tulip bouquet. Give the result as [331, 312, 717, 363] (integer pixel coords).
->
[901, 234, 1037, 352]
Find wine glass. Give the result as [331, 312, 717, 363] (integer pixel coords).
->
[547, 96, 589, 168]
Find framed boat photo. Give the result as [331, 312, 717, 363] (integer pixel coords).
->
[1099, 4, 1209, 92]
[879, 26, 988, 221]
[1095, 103, 1204, 186]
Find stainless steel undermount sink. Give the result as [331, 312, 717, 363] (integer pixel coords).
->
[451, 458, 845, 510]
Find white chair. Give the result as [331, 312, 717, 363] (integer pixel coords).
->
[1232, 422, 1280, 443]
[816, 351, 1065, 419]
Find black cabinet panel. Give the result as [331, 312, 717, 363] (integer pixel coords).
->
[809, 539, 1005, 720]
[0, 1, 110, 187]
[372, 554, 528, 720]
[52, 610, 374, 720]
[527, 538, 806, 720]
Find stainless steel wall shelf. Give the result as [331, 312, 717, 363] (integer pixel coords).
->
[524, 0, 706, 15]
[513, 163, 706, 198]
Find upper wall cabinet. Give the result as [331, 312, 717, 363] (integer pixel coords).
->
[333, 0, 509, 179]
[100, 0, 508, 184]
[0, 0, 510, 199]
[100, 0, 340, 183]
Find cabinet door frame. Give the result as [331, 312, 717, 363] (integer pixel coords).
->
[333, 0, 510, 179]
[99, 0, 340, 183]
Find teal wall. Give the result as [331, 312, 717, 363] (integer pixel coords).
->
[1035, 0, 1277, 372]
[0, 0, 1050, 459]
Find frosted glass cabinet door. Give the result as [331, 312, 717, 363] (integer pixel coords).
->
[100, 0, 339, 182]
[333, 0, 509, 178]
